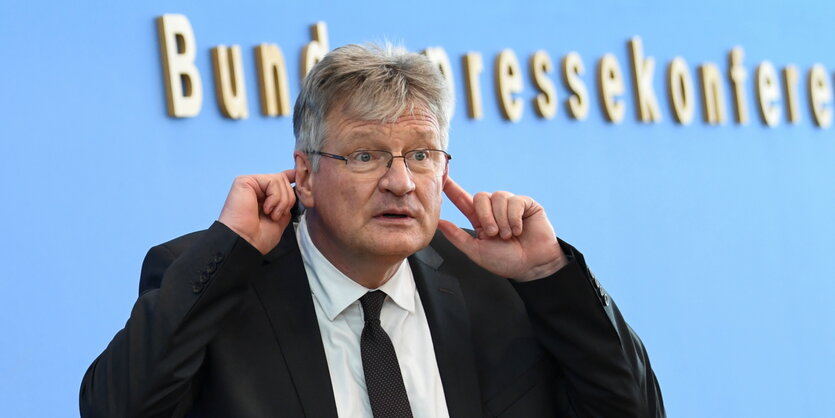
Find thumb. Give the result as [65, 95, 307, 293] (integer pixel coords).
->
[437, 219, 479, 260]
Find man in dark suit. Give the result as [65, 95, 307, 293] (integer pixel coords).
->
[81, 43, 665, 417]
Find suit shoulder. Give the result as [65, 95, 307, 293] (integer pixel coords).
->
[155, 230, 207, 256]
[427, 228, 475, 262]
[426, 229, 505, 286]
[138, 229, 207, 295]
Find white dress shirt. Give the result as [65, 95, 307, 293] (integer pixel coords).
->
[295, 214, 450, 418]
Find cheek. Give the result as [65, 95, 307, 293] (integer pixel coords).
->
[420, 178, 445, 214]
[331, 178, 373, 216]
[313, 172, 353, 215]
[337, 185, 355, 203]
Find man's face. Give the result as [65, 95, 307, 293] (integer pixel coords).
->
[296, 106, 448, 267]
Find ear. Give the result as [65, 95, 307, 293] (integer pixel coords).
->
[294, 151, 316, 208]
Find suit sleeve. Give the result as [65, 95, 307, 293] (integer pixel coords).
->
[79, 222, 264, 418]
[511, 240, 665, 418]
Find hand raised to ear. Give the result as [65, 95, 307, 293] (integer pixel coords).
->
[437, 177, 568, 282]
[218, 170, 296, 255]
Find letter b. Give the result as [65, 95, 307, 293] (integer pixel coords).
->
[157, 14, 203, 117]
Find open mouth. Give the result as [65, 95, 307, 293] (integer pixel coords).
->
[380, 213, 409, 218]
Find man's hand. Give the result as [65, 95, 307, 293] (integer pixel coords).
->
[437, 177, 569, 282]
[218, 170, 296, 255]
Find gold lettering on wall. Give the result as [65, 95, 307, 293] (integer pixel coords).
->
[782, 65, 800, 124]
[423, 47, 455, 117]
[597, 54, 625, 123]
[667, 57, 694, 125]
[463, 52, 484, 120]
[699, 63, 726, 125]
[756, 61, 780, 127]
[628, 36, 661, 123]
[728, 47, 748, 124]
[156, 14, 203, 117]
[154, 17, 835, 131]
[808, 64, 832, 128]
[301, 22, 329, 79]
[530, 50, 557, 119]
[561, 52, 589, 120]
[255, 44, 291, 117]
[495, 49, 523, 122]
[211, 45, 248, 119]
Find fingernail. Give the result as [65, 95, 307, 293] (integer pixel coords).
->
[487, 226, 498, 235]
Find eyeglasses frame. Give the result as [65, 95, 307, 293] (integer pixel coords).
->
[308, 149, 452, 174]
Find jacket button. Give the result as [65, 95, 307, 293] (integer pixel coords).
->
[192, 283, 203, 293]
[601, 292, 610, 306]
[199, 273, 209, 284]
[213, 252, 224, 263]
[205, 262, 217, 274]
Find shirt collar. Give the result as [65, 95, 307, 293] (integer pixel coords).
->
[295, 213, 415, 321]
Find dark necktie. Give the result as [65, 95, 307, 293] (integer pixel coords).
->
[359, 290, 414, 418]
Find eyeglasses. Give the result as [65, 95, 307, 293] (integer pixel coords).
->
[310, 149, 451, 176]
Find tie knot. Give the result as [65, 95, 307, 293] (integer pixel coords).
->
[360, 290, 387, 322]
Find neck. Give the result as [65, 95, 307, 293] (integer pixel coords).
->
[304, 212, 405, 289]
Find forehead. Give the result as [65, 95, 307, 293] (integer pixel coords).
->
[325, 107, 441, 148]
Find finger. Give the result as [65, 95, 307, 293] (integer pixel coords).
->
[269, 181, 289, 222]
[284, 175, 295, 214]
[274, 192, 292, 224]
[272, 172, 296, 220]
[491, 191, 513, 239]
[507, 196, 526, 236]
[280, 174, 296, 216]
[262, 176, 283, 214]
[258, 170, 294, 214]
[437, 220, 479, 260]
[473, 191, 498, 237]
[282, 168, 296, 184]
[443, 177, 480, 228]
[234, 175, 266, 200]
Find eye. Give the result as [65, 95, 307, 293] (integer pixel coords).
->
[411, 150, 429, 161]
[352, 151, 374, 163]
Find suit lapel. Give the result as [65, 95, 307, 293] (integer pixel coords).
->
[411, 245, 483, 417]
[250, 220, 482, 417]
[252, 227, 338, 417]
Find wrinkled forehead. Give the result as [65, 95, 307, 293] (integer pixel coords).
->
[339, 120, 438, 146]
[324, 99, 443, 147]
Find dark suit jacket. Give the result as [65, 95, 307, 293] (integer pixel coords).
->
[80, 221, 664, 417]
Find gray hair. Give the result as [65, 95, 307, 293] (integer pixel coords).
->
[293, 43, 453, 169]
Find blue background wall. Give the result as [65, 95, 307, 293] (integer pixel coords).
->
[1, 1, 833, 416]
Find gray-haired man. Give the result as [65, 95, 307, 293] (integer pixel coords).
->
[81, 44, 665, 417]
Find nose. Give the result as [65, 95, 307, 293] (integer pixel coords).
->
[378, 156, 416, 196]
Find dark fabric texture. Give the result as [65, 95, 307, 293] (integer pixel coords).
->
[360, 291, 413, 418]
[80, 221, 665, 418]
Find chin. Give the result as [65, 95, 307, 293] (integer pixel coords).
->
[365, 232, 431, 258]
